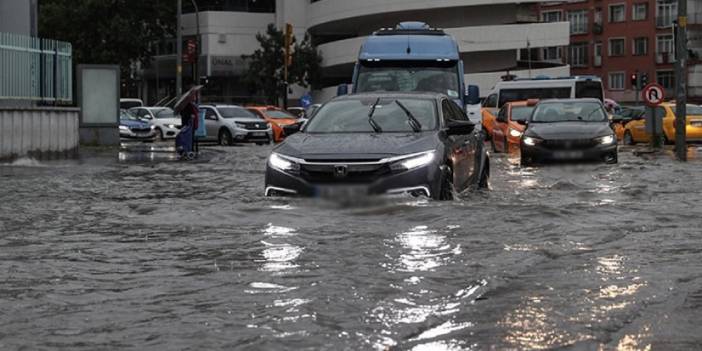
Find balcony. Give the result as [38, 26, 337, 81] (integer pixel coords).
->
[656, 52, 675, 64]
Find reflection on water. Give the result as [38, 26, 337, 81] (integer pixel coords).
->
[616, 325, 652, 351]
[395, 226, 459, 273]
[258, 224, 301, 272]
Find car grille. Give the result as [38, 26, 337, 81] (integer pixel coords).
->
[242, 122, 268, 130]
[300, 162, 390, 184]
[541, 138, 597, 150]
[130, 127, 151, 133]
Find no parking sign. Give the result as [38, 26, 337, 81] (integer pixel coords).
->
[642, 83, 665, 107]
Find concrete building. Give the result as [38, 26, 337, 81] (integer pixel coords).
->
[141, 0, 571, 105]
[0, 0, 38, 36]
[538, 0, 702, 103]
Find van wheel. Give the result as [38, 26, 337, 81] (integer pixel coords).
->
[623, 131, 634, 145]
[219, 129, 233, 146]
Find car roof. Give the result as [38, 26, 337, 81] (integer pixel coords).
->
[199, 104, 246, 109]
[335, 92, 445, 102]
[536, 98, 603, 105]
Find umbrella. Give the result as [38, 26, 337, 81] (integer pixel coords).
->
[173, 85, 203, 112]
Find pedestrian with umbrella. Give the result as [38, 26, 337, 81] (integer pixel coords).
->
[173, 85, 203, 160]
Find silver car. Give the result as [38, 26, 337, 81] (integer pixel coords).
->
[199, 105, 273, 145]
[129, 107, 182, 140]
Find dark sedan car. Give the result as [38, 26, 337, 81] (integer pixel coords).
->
[520, 98, 618, 166]
[264, 93, 490, 200]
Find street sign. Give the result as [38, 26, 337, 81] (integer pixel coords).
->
[641, 83, 665, 107]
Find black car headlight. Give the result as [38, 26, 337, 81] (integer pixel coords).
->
[522, 136, 543, 146]
[268, 153, 300, 173]
[389, 151, 436, 172]
[594, 134, 616, 145]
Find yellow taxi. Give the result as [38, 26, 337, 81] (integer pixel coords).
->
[622, 103, 702, 144]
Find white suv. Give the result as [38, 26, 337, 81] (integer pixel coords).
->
[199, 105, 273, 145]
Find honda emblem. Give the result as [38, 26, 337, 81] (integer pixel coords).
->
[334, 165, 348, 178]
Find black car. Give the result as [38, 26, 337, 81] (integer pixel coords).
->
[264, 93, 490, 200]
[520, 98, 618, 166]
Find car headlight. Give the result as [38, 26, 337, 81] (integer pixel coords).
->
[150, 125, 156, 130]
[235, 122, 247, 128]
[595, 134, 615, 145]
[167, 124, 175, 129]
[390, 151, 435, 171]
[522, 136, 542, 146]
[269, 153, 299, 172]
[119, 125, 128, 131]
[509, 128, 522, 137]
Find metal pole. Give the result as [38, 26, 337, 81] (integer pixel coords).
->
[176, 0, 183, 97]
[191, 0, 199, 87]
[674, 0, 688, 161]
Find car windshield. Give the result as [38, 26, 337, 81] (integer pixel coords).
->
[305, 98, 437, 133]
[511, 106, 534, 121]
[531, 101, 607, 123]
[356, 61, 460, 98]
[265, 110, 295, 119]
[120, 109, 139, 121]
[153, 108, 176, 119]
[219, 107, 258, 119]
[671, 105, 702, 115]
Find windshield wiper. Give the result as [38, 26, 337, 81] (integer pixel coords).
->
[395, 100, 422, 132]
[368, 97, 383, 133]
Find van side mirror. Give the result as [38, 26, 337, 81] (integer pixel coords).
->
[466, 85, 480, 105]
[446, 120, 475, 135]
[337, 84, 348, 96]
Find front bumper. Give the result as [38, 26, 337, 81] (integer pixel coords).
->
[120, 129, 156, 140]
[521, 140, 617, 163]
[232, 127, 273, 143]
[161, 126, 181, 139]
[264, 162, 443, 198]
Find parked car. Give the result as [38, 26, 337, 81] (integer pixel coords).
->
[611, 106, 644, 142]
[199, 104, 273, 145]
[246, 106, 299, 143]
[264, 92, 490, 200]
[119, 109, 156, 141]
[490, 99, 537, 153]
[621, 103, 702, 145]
[120, 98, 143, 110]
[287, 107, 306, 119]
[520, 98, 617, 166]
[128, 107, 182, 140]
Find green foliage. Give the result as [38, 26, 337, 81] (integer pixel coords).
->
[39, 0, 175, 78]
[242, 24, 322, 105]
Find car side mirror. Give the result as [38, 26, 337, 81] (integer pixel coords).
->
[446, 120, 475, 136]
[283, 123, 302, 136]
[337, 84, 348, 96]
[466, 85, 480, 105]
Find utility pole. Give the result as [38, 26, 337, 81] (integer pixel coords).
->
[283, 23, 293, 109]
[674, 0, 688, 161]
[176, 0, 183, 97]
[191, 0, 200, 87]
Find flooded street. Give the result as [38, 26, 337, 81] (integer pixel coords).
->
[1, 142, 702, 350]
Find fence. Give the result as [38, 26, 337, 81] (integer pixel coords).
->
[0, 32, 73, 104]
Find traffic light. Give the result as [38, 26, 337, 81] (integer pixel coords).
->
[631, 73, 638, 89]
[284, 23, 293, 67]
[641, 72, 648, 87]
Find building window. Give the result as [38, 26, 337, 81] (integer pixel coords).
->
[569, 43, 589, 67]
[567, 10, 588, 34]
[542, 10, 562, 23]
[609, 72, 625, 90]
[633, 37, 648, 56]
[609, 38, 626, 56]
[656, 34, 674, 54]
[657, 70, 675, 89]
[656, 0, 677, 28]
[632, 3, 648, 20]
[542, 47, 562, 61]
[594, 42, 603, 66]
[609, 4, 626, 22]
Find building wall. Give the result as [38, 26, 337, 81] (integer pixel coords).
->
[539, 0, 701, 103]
[0, 0, 37, 36]
[0, 108, 79, 161]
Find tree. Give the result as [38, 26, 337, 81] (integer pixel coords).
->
[242, 24, 322, 105]
[39, 0, 175, 79]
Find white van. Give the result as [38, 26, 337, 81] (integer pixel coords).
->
[120, 98, 144, 110]
[481, 76, 605, 134]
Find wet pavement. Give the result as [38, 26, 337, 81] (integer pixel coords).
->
[1, 141, 702, 350]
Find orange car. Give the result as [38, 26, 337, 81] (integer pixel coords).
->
[490, 100, 537, 153]
[246, 106, 300, 142]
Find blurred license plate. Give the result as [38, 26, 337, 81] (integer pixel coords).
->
[251, 132, 267, 137]
[691, 121, 702, 127]
[316, 185, 368, 199]
[553, 151, 583, 159]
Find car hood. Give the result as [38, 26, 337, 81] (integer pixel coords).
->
[269, 118, 298, 126]
[276, 132, 439, 160]
[526, 121, 612, 139]
[121, 119, 150, 128]
[225, 117, 267, 124]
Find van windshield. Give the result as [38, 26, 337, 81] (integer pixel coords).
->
[499, 88, 571, 107]
[576, 81, 604, 101]
[356, 60, 460, 98]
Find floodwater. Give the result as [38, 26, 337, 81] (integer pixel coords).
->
[1, 142, 702, 350]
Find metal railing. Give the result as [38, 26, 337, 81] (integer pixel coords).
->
[0, 32, 73, 104]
